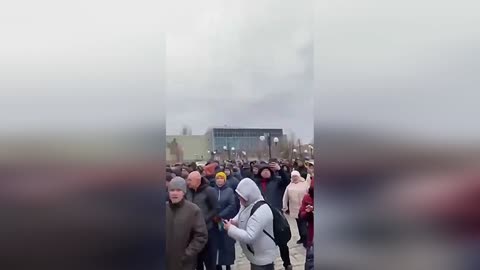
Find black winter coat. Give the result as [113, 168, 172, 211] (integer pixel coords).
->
[213, 184, 236, 265]
[254, 165, 290, 210]
[186, 178, 218, 229]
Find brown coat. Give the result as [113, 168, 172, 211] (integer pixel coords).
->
[166, 199, 208, 270]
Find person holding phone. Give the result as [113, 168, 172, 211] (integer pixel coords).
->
[299, 180, 314, 248]
[223, 178, 277, 270]
[254, 162, 293, 270]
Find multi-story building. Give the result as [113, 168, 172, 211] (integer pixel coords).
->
[166, 127, 287, 163]
[205, 127, 285, 159]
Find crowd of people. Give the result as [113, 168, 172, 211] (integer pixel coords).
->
[166, 158, 315, 270]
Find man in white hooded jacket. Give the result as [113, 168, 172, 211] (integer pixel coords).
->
[223, 178, 277, 270]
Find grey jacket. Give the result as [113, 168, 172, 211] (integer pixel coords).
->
[186, 178, 218, 229]
[227, 178, 277, 266]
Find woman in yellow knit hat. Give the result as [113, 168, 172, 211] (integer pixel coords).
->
[213, 171, 236, 270]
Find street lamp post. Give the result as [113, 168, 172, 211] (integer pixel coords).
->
[231, 147, 235, 160]
[293, 148, 297, 159]
[207, 150, 217, 160]
[223, 145, 229, 161]
[260, 133, 279, 159]
[308, 145, 313, 159]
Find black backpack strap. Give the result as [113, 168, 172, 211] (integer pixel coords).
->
[250, 201, 276, 244]
[246, 244, 254, 255]
[249, 200, 266, 217]
[246, 200, 268, 254]
[263, 229, 275, 243]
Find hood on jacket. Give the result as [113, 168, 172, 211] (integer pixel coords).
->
[235, 178, 263, 206]
[257, 165, 275, 180]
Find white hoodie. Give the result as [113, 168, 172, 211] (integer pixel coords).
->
[227, 178, 277, 266]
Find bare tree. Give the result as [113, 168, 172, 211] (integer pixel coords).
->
[287, 132, 297, 160]
[278, 139, 291, 159]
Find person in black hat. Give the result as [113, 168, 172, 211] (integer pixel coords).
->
[254, 161, 293, 270]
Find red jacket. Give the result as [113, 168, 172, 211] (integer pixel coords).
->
[299, 192, 314, 247]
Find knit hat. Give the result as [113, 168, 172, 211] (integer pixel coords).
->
[168, 177, 187, 193]
[291, 170, 301, 178]
[215, 172, 227, 181]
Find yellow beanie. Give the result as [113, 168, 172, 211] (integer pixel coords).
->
[216, 172, 227, 181]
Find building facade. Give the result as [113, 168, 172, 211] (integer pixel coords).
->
[205, 127, 285, 159]
[166, 135, 209, 163]
[166, 128, 287, 163]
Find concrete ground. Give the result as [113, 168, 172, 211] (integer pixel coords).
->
[230, 216, 307, 270]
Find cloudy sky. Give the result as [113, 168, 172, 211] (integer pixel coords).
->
[165, 0, 314, 142]
[0, 0, 164, 136]
[1, 0, 478, 146]
[314, 0, 480, 145]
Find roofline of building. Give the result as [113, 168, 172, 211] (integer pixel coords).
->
[205, 126, 284, 133]
[166, 134, 206, 137]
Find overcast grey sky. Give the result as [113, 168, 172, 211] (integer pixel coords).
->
[166, 0, 314, 142]
[314, 0, 480, 145]
[0, 1, 164, 136]
[2, 0, 478, 145]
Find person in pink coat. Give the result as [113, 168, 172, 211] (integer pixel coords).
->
[282, 170, 309, 246]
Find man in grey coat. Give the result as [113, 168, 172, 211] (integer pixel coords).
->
[166, 177, 208, 270]
[186, 171, 218, 270]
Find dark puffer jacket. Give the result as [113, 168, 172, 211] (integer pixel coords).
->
[254, 165, 290, 209]
[186, 178, 218, 229]
[213, 184, 236, 265]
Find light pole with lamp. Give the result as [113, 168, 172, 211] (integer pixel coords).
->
[231, 147, 235, 160]
[207, 150, 217, 160]
[293, 148, 297, 160]
[223, 145, 229, 161]
[308, 145, 313, 159]
[259, 133, 279, 159]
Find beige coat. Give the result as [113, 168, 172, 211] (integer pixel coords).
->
[282, 178, 309, 218]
